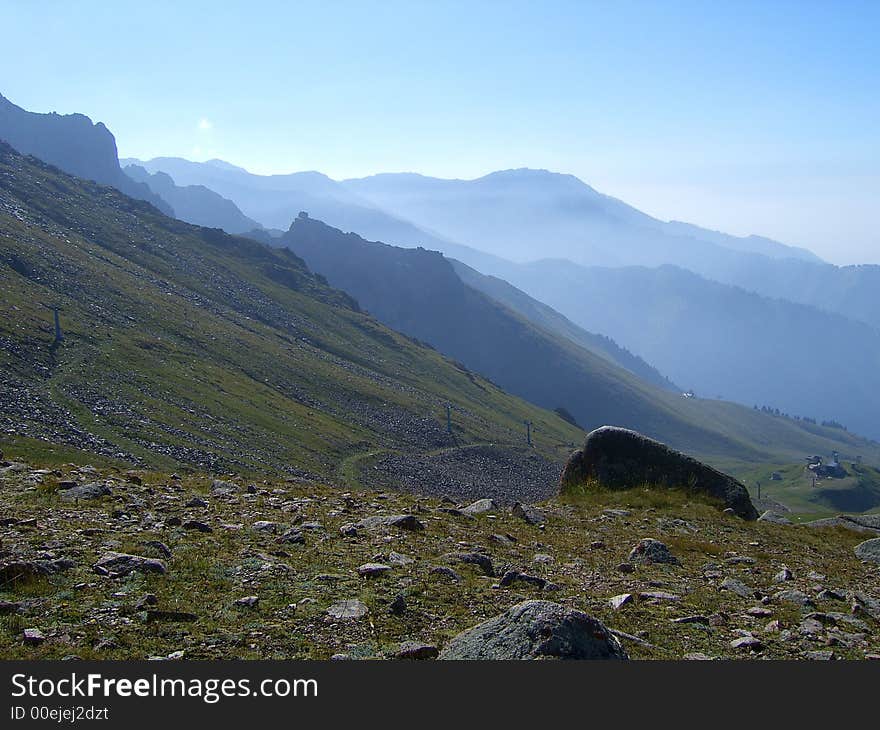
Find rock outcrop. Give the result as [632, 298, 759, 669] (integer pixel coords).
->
[560, 426, 758, 520]
[438, 600, 627, 660]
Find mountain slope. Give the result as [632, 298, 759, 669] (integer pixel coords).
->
[124, 164, 260, 234]
[0, 142, 586, 493]
[0, 93, 172, 216]
[342, 169, 822, 265]
[449, 258, 677, 391]
[272, 215, 880, 473]
[446, 252, 880, 441]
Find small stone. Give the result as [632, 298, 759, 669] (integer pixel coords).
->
[462, 498, 498, 516]
[730, 636, 763, 652]
[511, 502, 544, 526]
[388, 551, 413, 567]
[442, 552, 494, 576]
[617, 562, 635, 574]
[394, 641, 439, 660]
[234, 596, 259, 608]
[720, 577, 753, 599]
[23, 628, 45, 645]
[609, 593, 633, 610]
[60, 482, 112, 501]
[277, 528, 305, 544]
[639, 591, 680, 602]
[357, 563, 392, 577]
[326, 599, 369, 620]
[389, 594, 407, 615]
[182, 520, 212, 533]
[628, 538, 680, 565]
[805, 650, 835, 661]
[252, 520, 279, 533]
[773, 566, 793, 583]
[185, 497, 208, 508]
[429, 566, 462, 582]
[746, 606, 772, 618]
[775, 589, 814, 607]
[93, 552, 167, 578]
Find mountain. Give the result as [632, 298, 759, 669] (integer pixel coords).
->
[124, 164, 259, 234]
[342, 169, 880, 332]
[0, 93, 172, 216]
[270, 214, 880, 473]
[342, 169, 823, 266]
[448, 259, 677, 391]
[0, 141, 588, 495]
[123, 157, 460, 252]
[446, 253, 880, 441]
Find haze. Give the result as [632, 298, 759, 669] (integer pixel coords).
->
[2, 0, 877, 264]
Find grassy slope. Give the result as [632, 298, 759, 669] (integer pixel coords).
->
[0, 144, 582, 479]
[2, 459, 879, 660]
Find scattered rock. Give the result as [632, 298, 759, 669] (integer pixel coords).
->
[277, 528, 305, 544]
[182, 520, 212, 533]
[234, 596, 259, 608]
[394, 641, 439, 660]
[60, 482, 111, 501]
[357, 563, 391, 577]
[23, 628, 45, 645]
[511, 502, 544, 526]
[438, 600, 628, 660]
[93, 552, 167, 578]
[499, 570, 550, 590]
[144, 610, 198, 623]
[389, 594, 407, 615]
[758, 510, 792, 525]
[343, 514, 425, 532]
[628, 538, 680, 565]
[774, 589, 814, 607]
[639, 591, 680, 603]
[720, 577, 753, 599]
[185, 497, 208, 508]
[854, 538, 880, 564]
[462, 498, 499, 516]
[441, 552, 494, 576]
[773, 567, 793, 583]
[609, 593, 633, 610]
[326, 599, 369, 620]
[730, 636, 763, 652]
[429, 566, 462, 582]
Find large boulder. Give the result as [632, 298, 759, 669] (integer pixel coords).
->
[438, 600, 627, 660]
[560, 426, 758, 520]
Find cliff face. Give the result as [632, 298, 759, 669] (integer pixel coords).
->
[0, 93, 172, 215]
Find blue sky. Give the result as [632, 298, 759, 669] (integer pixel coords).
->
[2, 0, 878, 264]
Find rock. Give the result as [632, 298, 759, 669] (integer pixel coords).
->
[805, 650, 835, 661]
[344, 514, 425, 532]
[758, 510, 792, 525]
[672, 615, 710, 625]
[185, 497, 208, 508]
[394, 641, 439, 660]
[252, 520, 280, 533]
[182, 520, 212, 533]
[60, 482, 112, 501]
[23, 628, 45, 645]
[720, 577, 753, 599]
[429, 566, 462, 582]
[628, 538, 680, 565]
[143, 541, 172, 559]
[326, 599, 369, 620]
[774, 589, 814, 607]
[93, 552, 167, 578]
[560, 426, 758, 519]
[439, 600, 627, 660]
[617, 562, 635, 574]
[144, 610, 198, 623]
[730, 636, 763, 652]
[0, 600, 23, 614]
[0, 559, 75, 585]
[639, 591, 680, 603]
[277, 528, 305, 544]
[441, 552, 495, 576]
[773, 567, 793, 583]
[357, 562, 391, 577]
[817, 588, 846, 602]
[854, 538, 880, 564]
[803, 516, 880, 534]
[462, 498, 499, 516]
[234, 596, 259, 608]
[511, 502, 544, 526]
[499, 570, 549, 590]
[389, 594, 407, 615]
[609, 593, 633, 610]
[210, 479, 238, 495]
[850, 593, 880, 622]
[746, 607, 772, 618]
[388, 551, 413, 567]
[135, 594, 158, 610]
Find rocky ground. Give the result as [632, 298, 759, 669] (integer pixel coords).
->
[2, 453, 880, 660]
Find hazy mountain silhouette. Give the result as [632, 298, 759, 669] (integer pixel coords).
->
[446, 252, 880, 440]
[0, 93, 172, 216]
[342, 169, 822, 266]
[124, 164, 259, 234]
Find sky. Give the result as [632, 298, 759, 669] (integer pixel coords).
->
[2, 0, 878, 264]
